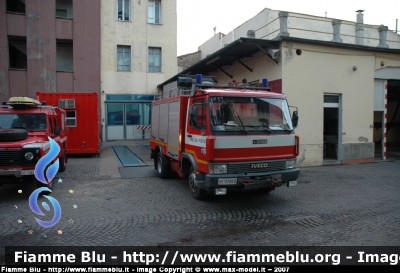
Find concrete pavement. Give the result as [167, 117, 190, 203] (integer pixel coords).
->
[1, 140, 400, 264]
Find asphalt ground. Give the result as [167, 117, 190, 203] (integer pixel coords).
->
[1, 140, 399, 263]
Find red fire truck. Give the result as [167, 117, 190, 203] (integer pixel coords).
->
[150, 75, 300, 199]
[0, 97, 68, 192]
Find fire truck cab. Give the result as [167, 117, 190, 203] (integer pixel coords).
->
[0, 97, 68, 192]
[150, 75, 300, 200]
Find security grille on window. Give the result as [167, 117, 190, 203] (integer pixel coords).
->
[66, 110, 76, 127]
[117, 0, 130, 21]
[148, 47, 161, 72]
[117, 46, 131, 71]
[59, 99, 75, 108]
[148, 1, 161, 24]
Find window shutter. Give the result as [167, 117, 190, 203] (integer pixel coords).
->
[148, 1, 154, 23]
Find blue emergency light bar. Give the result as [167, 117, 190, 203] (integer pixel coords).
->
[262, 78, 268, 87]
[196, 74, 202, 84]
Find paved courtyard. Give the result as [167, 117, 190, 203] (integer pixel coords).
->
[1, 140, 400, 263]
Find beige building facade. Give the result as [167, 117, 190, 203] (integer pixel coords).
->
[101, 0, 178, 141]
[169, 9, 400, 167]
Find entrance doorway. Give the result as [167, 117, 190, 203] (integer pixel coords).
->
[386, 80, 400, 160]
[323, 95, 341, 160]
[106, 102, 151, 141]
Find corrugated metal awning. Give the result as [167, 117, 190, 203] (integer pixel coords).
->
[159, 38, 281, 88]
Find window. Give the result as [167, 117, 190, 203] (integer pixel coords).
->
[6, 0, 25, 13]
[56, 39, 73, 72]
[148, 0, 161, 24]
[59, 99, 75, 108]
[56, 9, 67, 17]
[8, 36, 27, 70]
[66, 110, 77, 127]
[117, 0, 130, 21]
[0, 114, 46, 130]
[148, 47, 161, 72]
[56, 0, 73, 18]
[208, 97, 293, 133]
[190, 99, 206, 130]
[61, 113, 65, 131]
[117, 46, 131, 71]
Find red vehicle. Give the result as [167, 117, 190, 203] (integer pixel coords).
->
[0, 97, 68, 191]
[36, 92, 100, 155]
[150, 75, 300, 199]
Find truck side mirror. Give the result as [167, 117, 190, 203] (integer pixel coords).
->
[54, 126, 60, 135]
[189, 106, 198, 127]
[292, 111, 299, 128]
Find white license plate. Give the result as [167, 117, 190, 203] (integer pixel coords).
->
[21, 170, 35, 175]
[218, 178, 237, 185]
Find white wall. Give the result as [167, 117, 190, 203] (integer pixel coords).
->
[281, 43, 375, 166]
[197, 9, 400, 60]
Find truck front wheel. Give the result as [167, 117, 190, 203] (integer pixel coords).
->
[157, 152, 171, 179]
[58, 149, 67, 172]
[188, 165, 207, 200]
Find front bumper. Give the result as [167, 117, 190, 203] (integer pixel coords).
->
[0, 169, 35, 177]
[197, 168, 300, 191]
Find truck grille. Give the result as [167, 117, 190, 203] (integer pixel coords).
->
[0, 149, 38, 166]
[0, 150, 22, 166]
[227, 160, 286, 174]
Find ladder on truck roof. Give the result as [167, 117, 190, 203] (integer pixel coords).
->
[160, 75, 272, 99]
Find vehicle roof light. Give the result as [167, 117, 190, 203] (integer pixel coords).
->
[196, 74, 202, 84]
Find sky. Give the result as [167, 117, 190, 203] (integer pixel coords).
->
[176, 0, 399, 56]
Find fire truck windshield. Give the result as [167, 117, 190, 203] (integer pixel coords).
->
[209, 96, 293, 133]
[0, 114, 47, 130]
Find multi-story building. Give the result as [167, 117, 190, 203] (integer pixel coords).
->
[101, 0, 178, 141]
[0, 0, 100, 101]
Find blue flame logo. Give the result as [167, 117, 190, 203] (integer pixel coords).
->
[29, 137, 62, 228]
[34, 137, 60, 185]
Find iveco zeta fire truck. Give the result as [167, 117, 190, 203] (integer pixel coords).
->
[0, 97, 68, 192]
[150, 75, 300, 200]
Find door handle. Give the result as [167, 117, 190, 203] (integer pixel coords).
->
[187, 135, 192, 137]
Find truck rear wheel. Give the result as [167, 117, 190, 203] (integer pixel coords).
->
[157, 151, 171, 179]
[188, 165, 207, 200]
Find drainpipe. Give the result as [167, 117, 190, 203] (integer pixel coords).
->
[356, 10, 364, 45]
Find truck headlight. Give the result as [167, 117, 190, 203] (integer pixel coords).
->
[286, 160, 295, 169]
[25, 152, 34, 160]
[209, 164, 227, 174]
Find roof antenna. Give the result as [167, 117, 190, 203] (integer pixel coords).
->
[213, 26, 216, 35]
